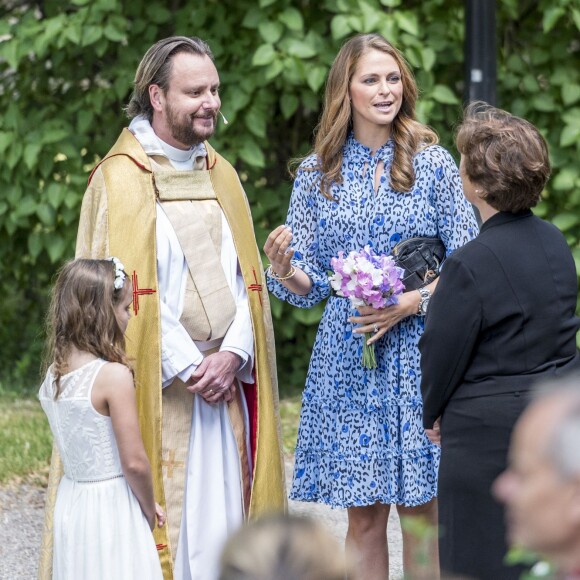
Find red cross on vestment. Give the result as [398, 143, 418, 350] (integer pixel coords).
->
[247, 267, 263, 307]
[132, 271, 156, 316]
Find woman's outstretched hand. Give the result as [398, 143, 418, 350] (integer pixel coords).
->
[263, 225, 294, 277]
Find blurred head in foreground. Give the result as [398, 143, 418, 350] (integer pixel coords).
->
[218, 514, 351, 580]
[494, 375, 580, 572]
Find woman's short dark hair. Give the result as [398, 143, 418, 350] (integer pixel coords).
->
[456, 102, 551, 212]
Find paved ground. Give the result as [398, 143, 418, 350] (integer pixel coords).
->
[0, 456, 403, 579]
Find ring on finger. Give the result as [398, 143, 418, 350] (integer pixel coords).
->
[209, 389, 214, 395]
[373, 324, 379, 334]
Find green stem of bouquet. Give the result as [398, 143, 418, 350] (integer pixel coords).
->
[362, 333, 377, 369]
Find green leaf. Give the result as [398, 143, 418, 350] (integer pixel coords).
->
[331, 15, 352, 40]
[522, 74, 539, 93]
[97, 0, 118, 9]
[81, 25, 102, 47]
[65, 21, 83, 45]
[431, 85, 459, 105]
[306, 66, 327, 92]
[269, 295, 283, 318]
[405, 46, 421, 69]
[104, 22, 126, 42]
[46, 183, 64, 209]
[238, 139, 266, 168]
[242, 10, 261, 29]
[530, 47, 550, 66]
[38, 155, 54, 179]
[552, 212, 579, 231]
[293, 305, 323, 325]
[259, 21, 283, 44]
[259, 0, 277, 6]
[227, 90, 251, 113]
[23, 143, 42, 171]
[359, 0, 384, 32]
[64, 190, 80, 210]
[147, 6, 172, 24]
[0, 131, 13, 155]
[77, 110, 94, 134]
[572, 9, 580, 31]
[550, 67, 570, 86]
[46, 235, 67, 263]
[14, 197, 37, 218]
[552, 168, 578, 191]
[252, 44, 276, 66]
[421, 47, 436, 72]
[379, 0, 401, 6]
[245, 107, 267, 139]
[506, 54, 524, 73]
[543, 7, 565, 33]
[562, 84, 580, 106]
[36, 203, 55, 227]
[41, 130, 70, 145]
[27, 231, 43, 261]
[532, 93, 556, 112]
[279, 8, 304, 32]
[7, 184, 22, 205]
[284, 39, 317, 59]
[562, 107, 580, 127]
[560, 124, 580, 148]
[264, 59, 284, 81]
[0, 39, 20, 69]
[280, 94, 299, 119]
[347, 15, 363, 32]
[6, 142, 23, 170]
[394, 11, 419, 36]
[416, 100, 434, 125]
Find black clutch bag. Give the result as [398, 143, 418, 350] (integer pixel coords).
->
[392, 237, 446, 291]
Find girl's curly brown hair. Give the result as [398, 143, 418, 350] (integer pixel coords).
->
[43, 259, 132, 399]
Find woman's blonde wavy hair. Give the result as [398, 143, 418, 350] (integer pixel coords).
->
[310, 33, 438, 199]
[43, 259, 133, 399]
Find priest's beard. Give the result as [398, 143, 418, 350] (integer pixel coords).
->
[166, 102, 216, 147]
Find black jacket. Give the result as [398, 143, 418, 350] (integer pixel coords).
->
[420, 210, 580, 428]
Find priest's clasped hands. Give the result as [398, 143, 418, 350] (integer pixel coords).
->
[186, 350, 242, 404]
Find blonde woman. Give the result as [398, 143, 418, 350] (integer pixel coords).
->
[264, 33, 477, 579]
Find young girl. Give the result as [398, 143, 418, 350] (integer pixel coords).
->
[39, 258, 164, 579]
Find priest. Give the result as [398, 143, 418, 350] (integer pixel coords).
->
[39, 36, 285, 580]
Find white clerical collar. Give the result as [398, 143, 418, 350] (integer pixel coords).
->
[128, 115, 207, 161]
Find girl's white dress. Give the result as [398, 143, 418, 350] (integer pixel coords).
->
[39, 358, 163, 580]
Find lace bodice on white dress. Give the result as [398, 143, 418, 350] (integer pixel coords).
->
[39, 359, 123, 481]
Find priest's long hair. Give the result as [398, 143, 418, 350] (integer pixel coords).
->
[43, 259, 132, 399]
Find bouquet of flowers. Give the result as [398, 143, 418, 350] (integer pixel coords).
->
[329, 245, 405, 369]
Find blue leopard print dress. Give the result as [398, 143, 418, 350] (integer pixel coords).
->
[268, 133, 478, 508]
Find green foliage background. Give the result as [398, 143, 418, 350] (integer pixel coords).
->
[0, 0, 579, 396]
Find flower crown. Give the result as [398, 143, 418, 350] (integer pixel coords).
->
[108, 257, 127, 290]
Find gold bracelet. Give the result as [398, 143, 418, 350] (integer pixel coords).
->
[266, 265, 296, 281]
